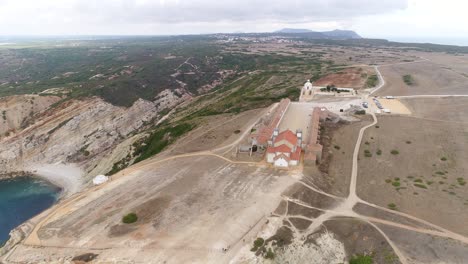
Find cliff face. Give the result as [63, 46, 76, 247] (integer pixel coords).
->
[0, 88, 190, 181]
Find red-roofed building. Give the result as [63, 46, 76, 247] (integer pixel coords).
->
[266, 129, 302, 167]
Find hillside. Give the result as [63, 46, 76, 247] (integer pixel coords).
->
[275, 28, 362, 39]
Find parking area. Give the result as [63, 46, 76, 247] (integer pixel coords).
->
[371, 98, 412, 115]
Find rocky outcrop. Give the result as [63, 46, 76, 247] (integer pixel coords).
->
[0, 89, 189, 182]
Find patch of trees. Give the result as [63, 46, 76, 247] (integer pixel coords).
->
[403, 74, 415, 85]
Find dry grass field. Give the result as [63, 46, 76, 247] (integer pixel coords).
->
[376, 60, 468, 96]
[357, 114, 468, 235]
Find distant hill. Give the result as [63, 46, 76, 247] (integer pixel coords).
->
[321, 29, 361, 39]
[275, 28, 314, 34]
[275, 28, 362, 39]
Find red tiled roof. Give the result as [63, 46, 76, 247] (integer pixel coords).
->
[274, 153, 290, 161]
[274, 130, 298, 146]
[255, 98, 291, 145]
[290, 147, 302, 161]
[267, 144, 292, 154]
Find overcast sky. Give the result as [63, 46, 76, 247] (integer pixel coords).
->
[1, 0, 467, 45]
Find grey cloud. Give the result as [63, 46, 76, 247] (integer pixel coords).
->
[71, 0, 408, 24]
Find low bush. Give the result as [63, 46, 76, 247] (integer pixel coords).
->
[403, 74, 415, 85]
[414, 183, 428, 189]
[251, 237, 264, 252]
[390, 150, 399, 155]
[392, 181, 400, 187]
[122, 213, 138, 224]
[440, 157, 447, 161]
[264, 248, 275, 259]
[350, 254, 373, 264]
[376, 149, 382, 155]
[388, 203, 397, 210]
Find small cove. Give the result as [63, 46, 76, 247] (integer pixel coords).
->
[0, 176, 60, 245]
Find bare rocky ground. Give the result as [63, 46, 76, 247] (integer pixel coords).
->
[6, 156, 295, 263]
[0, 94, 61, 136]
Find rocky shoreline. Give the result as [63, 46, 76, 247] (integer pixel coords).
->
[0, 171, 33, 180]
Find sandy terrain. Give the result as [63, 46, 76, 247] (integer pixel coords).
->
[378, 99, 412, 115]
[27, 163, 83, 197]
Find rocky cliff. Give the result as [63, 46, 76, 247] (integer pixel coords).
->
[0, 88, 190, 184]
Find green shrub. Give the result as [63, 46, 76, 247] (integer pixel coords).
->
[440, 157, 447, 161]
[334, 145, 341, 150]
[376, 149, 382, 155]
[392, 181, 400, 187]
[234, 129, 241, 134]
[390, 150, 399, 155]
[251, 237, 264, 252]
[414, 183, 427, 189]
[403, 74, 414, 85]
[385, 179, 392, 183]
[388, 203, 397, 210]
[264, 248, 275, 259]
[364, 149, 372, 157]
[375, 125, 380, 128]
[350, 253, 374, 264]
[457, 178, 466, 186]
[122, 213, 138, 224]
[414, 179, 423, 183]
[366, 74, 378, 88]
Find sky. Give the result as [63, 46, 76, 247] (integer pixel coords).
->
[1, 0, 467, 45]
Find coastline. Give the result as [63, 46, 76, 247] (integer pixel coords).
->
[0, 163, 83, 258]
[26, 163, 84, 198]
[0, 163, 84, 198]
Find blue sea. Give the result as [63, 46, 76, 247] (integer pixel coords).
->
[0, 176, 60, 245]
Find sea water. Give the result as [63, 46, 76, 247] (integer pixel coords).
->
[0, 176, 60, 245]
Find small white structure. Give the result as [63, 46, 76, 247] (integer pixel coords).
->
[93, 175, 109, 185]
[303, 80, 313, 91]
